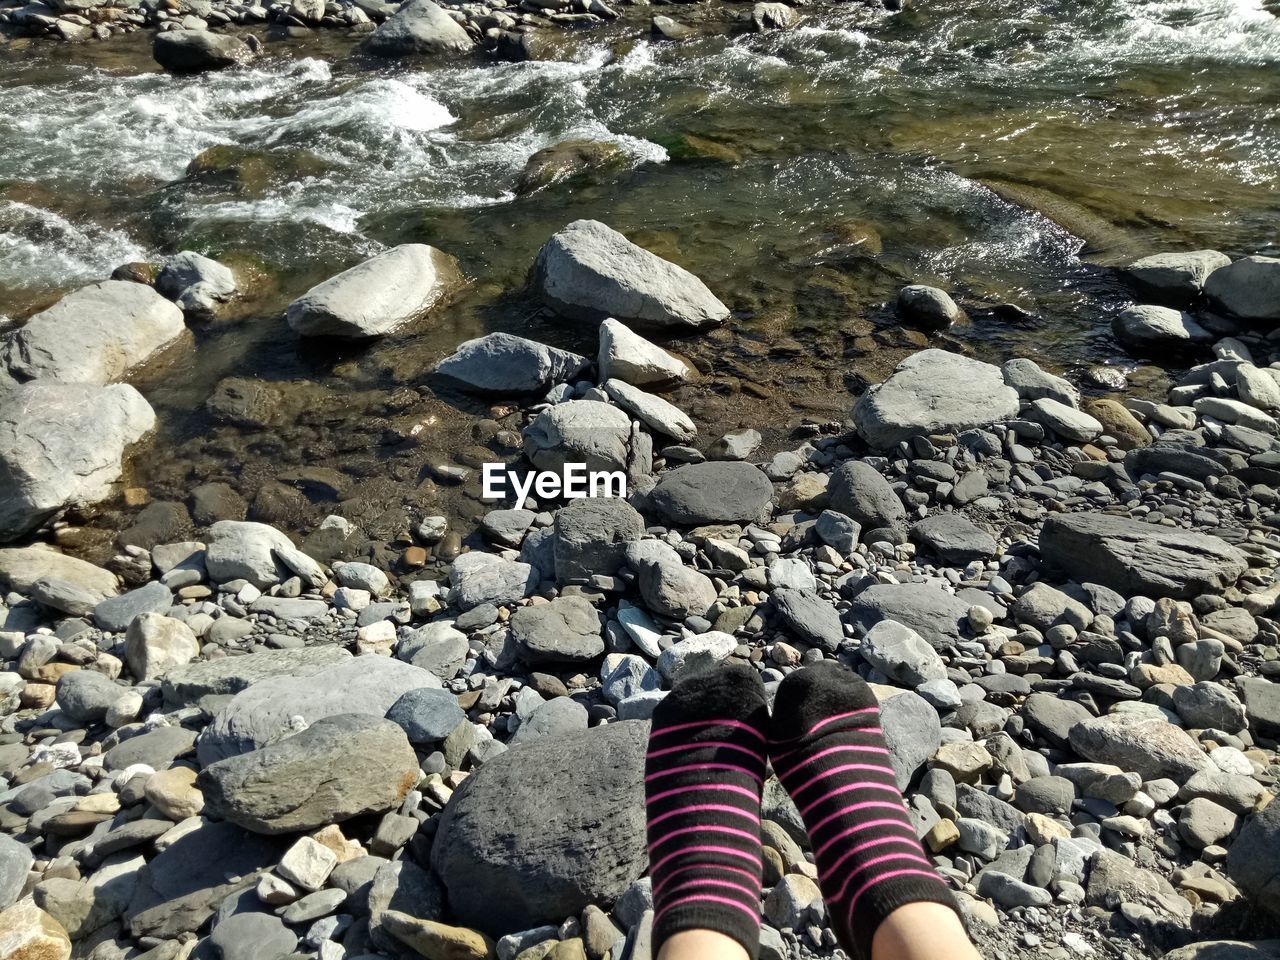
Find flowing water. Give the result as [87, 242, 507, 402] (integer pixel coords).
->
[1, 0, 1278, 551]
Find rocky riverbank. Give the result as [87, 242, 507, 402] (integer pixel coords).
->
[2, 229, 1280, 960]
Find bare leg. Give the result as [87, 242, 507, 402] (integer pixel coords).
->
[659, 929, 752, 960]
[871, 902, 982, 960]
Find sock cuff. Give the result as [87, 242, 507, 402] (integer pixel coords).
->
[652, 901, 762, 960]
[850, 877, 964, 960]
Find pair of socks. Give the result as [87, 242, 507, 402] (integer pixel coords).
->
[644, 661, 958, 960]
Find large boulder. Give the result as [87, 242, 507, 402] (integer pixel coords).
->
[1039, 512, 1248, 599]
[522, 400, 632, 474]
[364, 0, 475, 56]
[1, 280, 184, 385]
[649, 461, 773, 525]
[0, 382, 155, 542]
[1227, 800, 1280, 921]
[434, 332, 589, 395]
[1068, 714, 1211, 781]
[196, 654, 441, 765]
[153, 29, 254, 73]
[432, 720, 648, 935]
[200, 714, 421, 834]
[852, 349, 1019, 447]
[287, 244, 462, 338]
[532, 220, 728, 332]
[1205, 255, 1280, 323]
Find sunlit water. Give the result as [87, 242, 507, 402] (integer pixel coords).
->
[0, 0, 1278, 550]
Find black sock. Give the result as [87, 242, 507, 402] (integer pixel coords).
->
[646, 663, 769, 960]
[767, 661, 959, 960]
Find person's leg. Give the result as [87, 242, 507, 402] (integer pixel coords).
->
[646, 663, 771, 960]
[767, 661, 977, 960]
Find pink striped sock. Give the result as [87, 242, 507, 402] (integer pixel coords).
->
[646, 664, 769, 960]
[768, 661, 959, 960]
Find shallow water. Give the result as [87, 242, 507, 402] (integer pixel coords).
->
[1, 0, 1278, 549]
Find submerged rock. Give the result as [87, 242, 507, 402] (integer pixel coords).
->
[853, 349, 1019, 447]
[897, 285, 962, 329]
[434, 331, 589, 395]
[1, 279, 183, 386]
[517, 140, 625, 195]
[0, 382, 155, 542]
[153, 29, 255, 73]
[287, 244, 463, 338]
[532, 219, 728, 332]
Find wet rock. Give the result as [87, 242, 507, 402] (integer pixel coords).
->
[432, 721, 647, 935]
[153, 29, 254, 72]
[853, 349, 1019, 447]
[435, 332, 589, 395]
[365, 0, 475, 55]
[0, 279, 183, 386]
[0, 381, 155, 542]
[287, 244, 462, 338]
[1204, 254, 1280, 322]
[1039, 512, 1248, 599]
[523, 400, 632, 474]
[518, 140, 625, 195]
[206, 377, 281, 428]
[1068, 714, 1210, 781]
[597, 317, 690, 388]
[897, 285, 962, 329]
[0, 900, 71, 960]
[156, 250, 237, 317]
[650, 461, 773, 525]
[200, 714, 420, 834]
[1121, 250, 1230, 305]
[511, 596, 605, 664]
[1112, 304, 1212, 351]
[750, 1, 797, 30]
[532, 219, 728, 332]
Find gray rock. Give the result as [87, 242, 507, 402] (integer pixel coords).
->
[397, 622, 469, 680]
[708, 428, 762, 461]
[649, 461, 773, 526]
[772, 588, 843, 653]
[1040, 512, 1248, 599]
[1179, 796, 1238, 849]
[1086, 847, 1192, 920]
[288, 244, 462, 338]
[909, 514, 996, 564]
[511, 596, 605, 663]
[55, 670, 125, 724]
[365, 0, 474, 55]
[200, 714, 420, 834]
[126, 613, 199, 681]
[625, 543, 717, 620]
[1172, 682, 1247, 732]
[1241, 677, 1280, 738]
[977, 870, 1051, 908]
[157, 251, 237, 317]
[597, 318, 689, 387]
[449, 553, 537, 610]
[1121, 250, 1230, 304]
[815, 510, 861, 554]
[655, 631, 736, 682]
[1021, 692, 1094, 749]
[1, 280, 183, 385]
[512, 696, 589, 744]
[94, 580, 172, 633]
[0, 546, 118, 599]
[750, 1, 797, 29]
[125, 820, 284, 937]
[1010, 582, 1092, 632]
[196, 654, 441, 765]
[204, 520, 298, 589]
[29, 576, 100, 617]
[1068, 714, 1210, 781]
[523, 400, 632, 474]
[553, 497, 643, 585]
[848, 584, 970, 650]
[161, 646, 350, 709]
[1227, 799, 1280, 920]
[533, 220, 728, 332]
[603, 379, 696, 442]
[0, 832, 33, 909]
[0, 382, 155, 542]
[153, 28, 254, 72]
[367, 858, 446, 956]
[852, 349, 1019, 447]
[209, 912, 298, 960]
[386, 687, 465, 743]
[1001, 358, 1080, 406]
[1112, 304, 1212, 351]
[1205, 255, 1280, 322]
[860, 620, 946, 687]
[827, 461, 906, 537]
[435, 332, 590, 396]
[1162, 942, 1280, 960]
[897, 285, 962, 328]
[879, 690, 942, 790]
[1028, 397, 1102, 442]
[432, 720, 647, 935]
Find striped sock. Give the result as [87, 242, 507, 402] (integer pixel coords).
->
[767, 661, 958, 960]
[645, 663, 769, 960]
